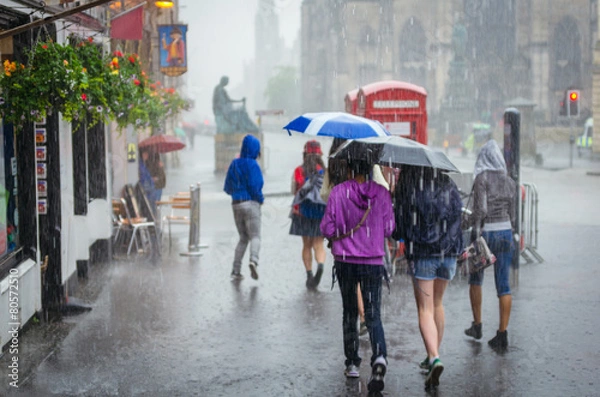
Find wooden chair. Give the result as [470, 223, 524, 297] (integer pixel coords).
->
[121, 185, 160, 256]
[158, 192, 191, 251]
[119, 197, 158, 256]
[111, 198, 128, 254]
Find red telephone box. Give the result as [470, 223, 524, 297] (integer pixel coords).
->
[344, 88, 359, 114]
[356, 80, 428, 144]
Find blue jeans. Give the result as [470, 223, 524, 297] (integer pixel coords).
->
[144, 188, 162, 219]
[335, 261, 387, 367]
[468, 229, 514, 296]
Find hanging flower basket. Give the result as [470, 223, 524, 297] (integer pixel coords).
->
[0, 37, 190, 131]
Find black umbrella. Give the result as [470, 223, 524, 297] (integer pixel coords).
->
[330, 136, 460, 173]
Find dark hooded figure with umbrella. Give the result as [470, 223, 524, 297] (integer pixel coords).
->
[137, 134, 183, 214]
[139, 146, 166, 216]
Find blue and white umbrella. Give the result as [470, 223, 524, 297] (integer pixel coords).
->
[283, 112, 391, 139]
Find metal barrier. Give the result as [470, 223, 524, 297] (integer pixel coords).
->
[520, 182, 543, 264]
[180, 182, 209, 257]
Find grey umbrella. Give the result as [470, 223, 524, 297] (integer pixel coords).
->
[330, 135, 460, 173]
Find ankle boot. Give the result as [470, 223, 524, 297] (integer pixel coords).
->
[464, 322, 482, 340]
[312, 263, 324, 287]
[306, 270, 315, 289]
[488, 330, 508, 350]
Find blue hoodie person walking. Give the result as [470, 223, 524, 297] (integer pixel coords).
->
[224, 134, 264, 280]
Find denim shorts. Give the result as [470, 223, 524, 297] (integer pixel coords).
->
[412, 256, 457, 281]
[468, 229, 514, 296]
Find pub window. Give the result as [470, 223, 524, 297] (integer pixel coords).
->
[72, 120, 107, 216]
[0, 122, 19, 258]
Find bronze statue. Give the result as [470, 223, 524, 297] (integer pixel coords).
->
[212, 76, 259, 134]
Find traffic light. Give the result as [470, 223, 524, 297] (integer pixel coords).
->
[567, 89, 580, 118]
[559, 95, 566, 116]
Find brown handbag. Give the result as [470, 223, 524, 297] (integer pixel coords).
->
[326, 207, 372, 249]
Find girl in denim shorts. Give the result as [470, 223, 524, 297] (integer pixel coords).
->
[393, 166, 463, 389]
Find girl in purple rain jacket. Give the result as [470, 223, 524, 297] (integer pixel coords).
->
[320, 160, 394, 393]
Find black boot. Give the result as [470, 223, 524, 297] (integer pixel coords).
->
[488, 330, 508, 350]
[312, 263, 324, 287]
[306, 270, 315, 289]
[464, 322, 482, 340]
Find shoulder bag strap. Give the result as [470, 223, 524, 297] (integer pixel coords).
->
[327, 206, 372, 248]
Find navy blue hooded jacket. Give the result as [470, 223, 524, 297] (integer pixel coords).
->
[392, 168, 463, 259]
[224, 135, 264, 204]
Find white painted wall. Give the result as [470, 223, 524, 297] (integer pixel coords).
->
[59, 120, 112, 286]
[111, 125, 141, 199]
[54, 30, 113, 287]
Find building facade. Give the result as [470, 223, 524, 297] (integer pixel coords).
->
[254, 0, 285, 111]
[301, 0, 595, 127]
[0, 0, 113, 348]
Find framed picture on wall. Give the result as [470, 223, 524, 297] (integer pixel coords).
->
[38, 199, 47, 215]
[37, 180, 47, 197]
[36, 147, 46, 161]
[35, 128, 46, 144]
[36, 162, 46, 179]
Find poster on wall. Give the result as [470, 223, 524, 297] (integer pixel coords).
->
[127, 143, 137, 163]
[35, 128, 47, 144]
[37, 180, 47, 197]
[38, 199, 47, 215]
[158, 24, 188, 77]
[36, 146, 47, 161]
[36, 162, 47, 179]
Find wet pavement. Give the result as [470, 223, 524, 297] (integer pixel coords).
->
[2, 131, 600, 396]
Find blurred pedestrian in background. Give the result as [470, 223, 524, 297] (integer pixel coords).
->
[290, 140, 327, 289]
[224, 134, 264, 281]
[139, 147, 165, 216]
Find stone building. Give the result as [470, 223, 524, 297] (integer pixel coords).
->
[301, 0, 595, 127]
[254, 0, 285, 111]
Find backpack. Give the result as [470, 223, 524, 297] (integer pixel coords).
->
[403, 174, 463, 255]
[293, 172, 326, 219]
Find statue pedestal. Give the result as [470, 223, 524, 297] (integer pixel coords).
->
[214, 132, 264, 173]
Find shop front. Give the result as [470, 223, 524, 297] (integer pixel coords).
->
[0, 4, 43, 349]
[0, 2, 112, 349]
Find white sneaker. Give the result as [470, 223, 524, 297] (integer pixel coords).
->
[249, 261, 259, 280]
[368, 356, 387, 392]
[344, 364, 360, 378]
